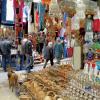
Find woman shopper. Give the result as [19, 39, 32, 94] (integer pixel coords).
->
[54, 38, 64, 64]
[43, 42, 54, 68]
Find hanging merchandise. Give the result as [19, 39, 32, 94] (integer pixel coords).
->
[76, 10, 85, 20]
[76, 0, 86, 19]
[66, 17, 71, 34]
[85, 15, 93, 32]
[42, 0, 51, 5]
[85, 32, 93, 42]
[49, 0, 62, 18]
[33, 0, 41, 3]
[93, 8, 100, 32]
[85, 0, 97, 12]
[30, 2, 34, 23]
[59, 27, 66, 40]
[80, 19, 85, 28]
[63, 12, 68, 27]
[23, 3, 29, 23]
[0, 0, 2, 24]
[93, 19, 100, 32]
[13, 0, 24, 37]
[1, 0, 14, 24]
[71, 14, 80, 31]
[35, 10, 39, 27]
[6, 0, 14, 21]
[38, 3, 45, 30]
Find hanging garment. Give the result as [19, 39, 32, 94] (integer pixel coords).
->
[35, 10, 39, 27]
[79, 28, 85, 37]
[93, 19, 100, 32]
[23, 5, 29, 22]
[67, 47, 73, 57]
[76, 10, 85, 19]
[30, 2, 34, 23]
[85, 32, 93, 42]
[42, 0, 51, 5]
[63, 12, 68, 27]
[60, 27, 66, 39]
[38, 3, 45, 30]
[71, 15, 80, 30]
[71, 39, 76, 47]
[80, 19, 85, 28]
[85, 18, 93, 32]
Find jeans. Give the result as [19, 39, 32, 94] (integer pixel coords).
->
[26, 55, 33, 73]
[16, 54, 25, 71]
[2, 55, 11, 72]
[20, 55, 24, 70]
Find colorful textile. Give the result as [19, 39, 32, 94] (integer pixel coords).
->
[35, 10, 39, 26]
[67, 47, 73, 57]
[63, 12, 67, 27]
[71, 15, 80, 30]
[96, 61, 100, 70]
[42, 0, 51, 5]
[93, 19, 100, 32]
[85, 18, 93, 32]
[85, 32, 93, 42]
[38, 3, 45, 30]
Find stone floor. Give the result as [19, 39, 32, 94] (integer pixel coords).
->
[0, 72, 19, 100]
[0, 58, 72, 100]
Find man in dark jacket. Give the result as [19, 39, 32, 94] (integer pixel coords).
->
[0, 38, 12, 71]
[43, 42, 54, 68]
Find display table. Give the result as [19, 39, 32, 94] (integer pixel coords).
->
[15, 64, 100, 100]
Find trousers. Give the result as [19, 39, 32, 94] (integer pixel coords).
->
[2, 55, 11, 72]
[44, 59, 54, 68]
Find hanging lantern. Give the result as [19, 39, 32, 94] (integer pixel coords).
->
[49, 0, 62, 18]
